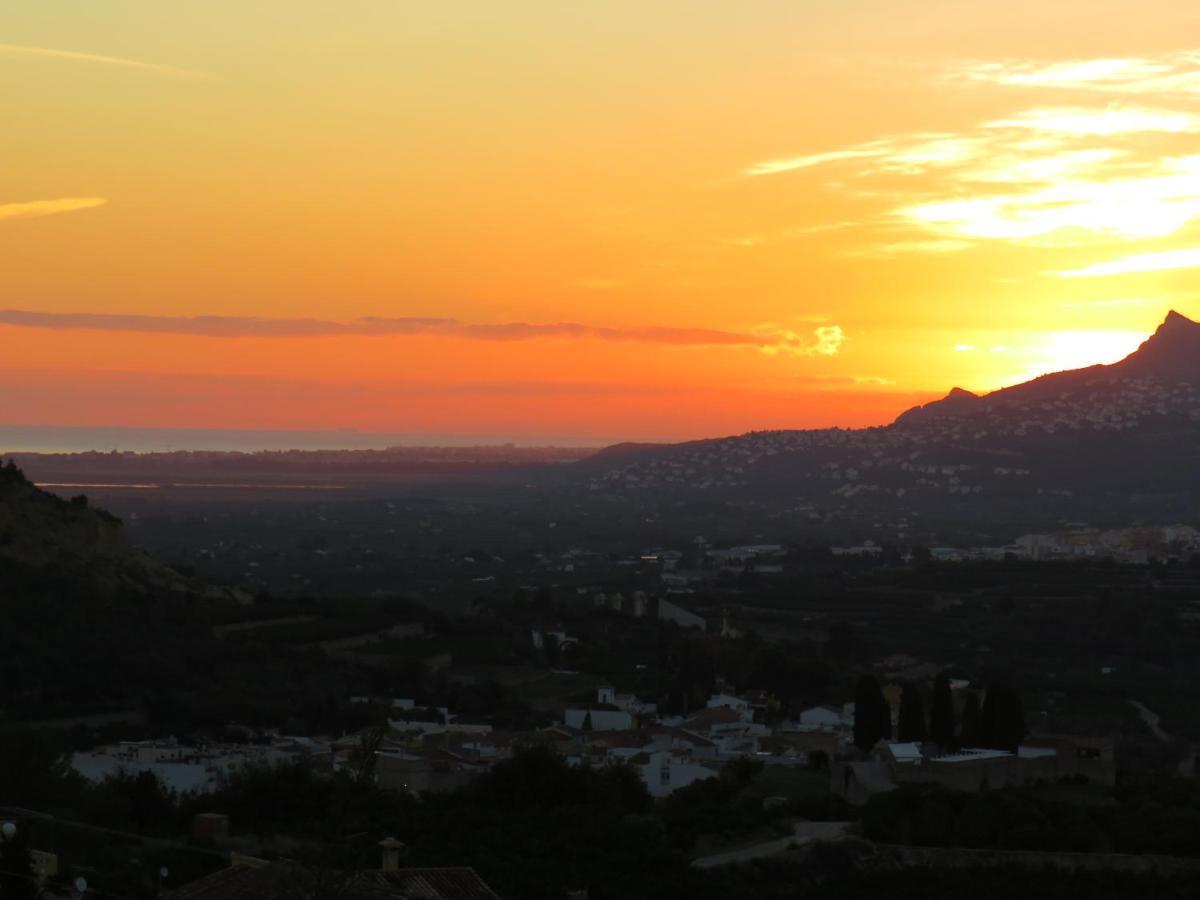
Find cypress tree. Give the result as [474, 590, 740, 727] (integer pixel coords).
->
[853, 674, 890, 752]
[978, 684, 1026, 751]
[980, 684, 998, 749]
[960, 692, 982, 747]
[993, 686, 1026, 752]
[897, 683, 927, 742]
[878, 691, 893, 744]
[929, 673, 956, 750]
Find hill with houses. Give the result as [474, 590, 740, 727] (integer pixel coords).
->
[567, 311, 1200, 539]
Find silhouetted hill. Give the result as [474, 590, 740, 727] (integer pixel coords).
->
[567, 311, 1200, 537]
[0, 461, 243, 600]
[893, 387, 980, 427]
[893, 309, 1200, 426]
[587, 441, 671, 461]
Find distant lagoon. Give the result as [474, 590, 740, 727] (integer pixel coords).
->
[0, 424, 601, 453]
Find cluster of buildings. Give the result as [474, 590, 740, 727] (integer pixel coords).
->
[834, 735, 1116, 805]
[71, 734, 329, 793]
[71, 678, 1118, 821]
[923, 525, 1200, 565]
[355, 683, 1117, 805]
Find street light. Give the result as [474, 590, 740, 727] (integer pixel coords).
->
[0, 821, 16, 841]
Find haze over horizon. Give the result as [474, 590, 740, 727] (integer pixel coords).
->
[5, 2, 1200, 441]
[2, 308, 1195, 452]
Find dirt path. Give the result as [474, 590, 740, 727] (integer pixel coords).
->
[691, 822, 849, 869]
[1130, 699, 1195, 777]
[1129, 700, 1169, 742]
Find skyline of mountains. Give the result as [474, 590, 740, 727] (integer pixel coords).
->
[570, 311, 1200, 539]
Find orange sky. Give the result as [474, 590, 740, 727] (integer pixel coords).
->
[4, 2, 1200, 442]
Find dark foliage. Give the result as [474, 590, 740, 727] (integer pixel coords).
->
[853, 674, 891, 751]
[897, 683, 927, 743]
[979, 684, 1027, 752]
[960, 692, 982, 747]
[929, 672, 956, 750]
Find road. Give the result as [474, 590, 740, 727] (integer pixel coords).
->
[1129, 699, 1195, 777]
[691, 822, 849, 869]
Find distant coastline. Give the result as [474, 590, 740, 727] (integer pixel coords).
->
[0, 424, 604, 453]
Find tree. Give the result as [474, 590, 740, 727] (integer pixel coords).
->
[992, 686, 1027, 752]
[897, 683, 926, 743]
[929, 673, 956, 751]
[0, 827, 41, 900]
[978, 684, 1026, 752]
[853, 675, 891, 752]
[960, 692, 982, 747]
[346, 725, 386, 786]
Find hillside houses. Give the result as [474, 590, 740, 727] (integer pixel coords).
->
[833, 736, 1117, 805]
[72, 736, 332, 794]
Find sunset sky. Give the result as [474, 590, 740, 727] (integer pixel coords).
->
[4, 1, 1200, 443]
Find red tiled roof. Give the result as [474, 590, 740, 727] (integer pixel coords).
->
[682, 707, 744, 728]
[167, 864, 500, 900]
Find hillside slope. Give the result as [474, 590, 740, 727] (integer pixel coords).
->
[0, 461, 243, 600]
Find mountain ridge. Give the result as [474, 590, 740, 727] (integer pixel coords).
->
[570, 311, 1200, 537]
[893, 310, 1200, 427]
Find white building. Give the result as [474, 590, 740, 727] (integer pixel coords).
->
[564, 709, 635, 732]
[638, 750, 719, 798]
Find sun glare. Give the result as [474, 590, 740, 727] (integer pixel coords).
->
[1022, 329, 1147, 380]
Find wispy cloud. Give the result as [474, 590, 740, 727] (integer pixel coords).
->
[0, 309, 844, 357]
[847, 239, 974, 257]
[743, 51, 1200, 255]
[759, 325, 844, 357]
[785, 373, 896, 388]
[746, 146, 895, 177]
[955, 54, 1200, 95]
[746, 133, 983, 179]
[984, 106, 1200, 136]
[1055, 247, 1200, 278]
[0, 197, 107, 222]
[897, 155, 1200, 242]
[0, 43, 204, 79]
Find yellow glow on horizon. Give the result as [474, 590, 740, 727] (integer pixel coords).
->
[1026, 329, 1148, 376]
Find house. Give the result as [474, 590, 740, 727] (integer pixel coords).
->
[657, 597, 706, 631]
[830, 734, 1116, 805]
[564, 708, 634, 732]
[768, 729, 840, 763]
[796, 706, 844, 732]
[705, 693, 753, 718]
[167, 841, 500, 899]
[373, 749, 484, 794]
[531, 629, 580, 651]
[637, 749, 721, 798]
[595, 686, 657, 718]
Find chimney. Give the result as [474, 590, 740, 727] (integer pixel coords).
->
[379, 837, 406, 872]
